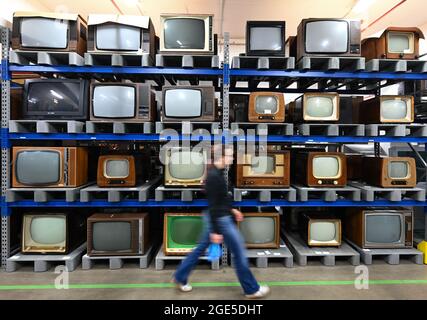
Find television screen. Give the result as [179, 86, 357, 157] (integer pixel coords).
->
[167, 216, 203, 249]
[239, 217, 275, 244]
[29, 216, 66, 245]
[251, 156, 275, 174]
[96, 23, 141, 51]
[366, 215, 402, 244]
[92, 221, 131, 251]
[305, 20, 348, 53]
[255, 96, 278, 115]
[250, 27, 282, 51]
[313, 156, 340, 178]
[381, 99, 408, 120]
[310, 221, 337, 242]
[388, 32, 414, 54]
[104, 159, 130, 178]
[388, 161, 409, 179]
[164, 89, 202, 118]
[20, 17, 69, 48]
[169, 151, 205, 180]
[164, 18, 205, 50]
[93, 86, 136, 118]
[16, 150, 61, 185]
[306, 96, 334, 117]
[27, 82, 81, 113]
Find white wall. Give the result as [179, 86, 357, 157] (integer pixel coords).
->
[0, 0, 49, 26]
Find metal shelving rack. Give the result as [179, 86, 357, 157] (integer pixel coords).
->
[1, 27, 427, 267]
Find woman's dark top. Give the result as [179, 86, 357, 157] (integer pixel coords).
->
[205, 166, 233, 234]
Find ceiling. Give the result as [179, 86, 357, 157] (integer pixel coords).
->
[20, 0, 427, 39]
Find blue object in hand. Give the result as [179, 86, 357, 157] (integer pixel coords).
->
[207, 243, 222, 262]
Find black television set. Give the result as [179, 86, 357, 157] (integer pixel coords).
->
[23, 79, 89, 120]
[246, 21, 286, 56]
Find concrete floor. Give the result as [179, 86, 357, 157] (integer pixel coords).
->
[0, 260, 426, 300]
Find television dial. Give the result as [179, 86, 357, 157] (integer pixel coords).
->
[318, 180, 322, 185]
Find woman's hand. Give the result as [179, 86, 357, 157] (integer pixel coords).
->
[231, 208, 244, 222]
[210, 233, 224, 244]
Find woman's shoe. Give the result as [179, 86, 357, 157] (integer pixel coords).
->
[245, 285, 270, 299]
[172, 278, 193, 292]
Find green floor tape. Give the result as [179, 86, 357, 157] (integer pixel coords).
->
[1, 279, 427, 291]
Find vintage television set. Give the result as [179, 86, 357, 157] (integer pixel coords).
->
[362, 27, 424, 60]
[245, 21, 286, 56]
[163, 213, 204, 255]
[361, 156, 417, 188]
[294, 152, 347, 187]
[12, 147, 88, 188]
[248, 92, 285, 123]
[90, 82, 156, 122]
[22, 79, 89, 120]
[22, 213, 86, 254]
[359, 96, 414, 124]
[298, 213, 342, 247]
[97, 155, 144, 187]
[236, 146, 290, 188]
[345, 208, 413, 249]
[87, 213, 149, 256]
[293, 18, 361, 61]
[159, 14, 215, 55]
[164, 147, 209, 187]
[12, 11, 87, 56]
[289, 93, 340, 122]
[87, 14, 155, 59]
[237, 212, 280, 249]
[161, 86, 216, 122]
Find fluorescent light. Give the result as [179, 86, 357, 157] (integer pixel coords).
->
[353, 0, 375, 14]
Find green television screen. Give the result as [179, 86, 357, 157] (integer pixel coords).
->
[166, 215, 204, 250]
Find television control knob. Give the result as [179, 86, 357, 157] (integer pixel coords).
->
[318, 180, 322, 185]
[272, 116, 275, 120]
[334, 181, 338, 185]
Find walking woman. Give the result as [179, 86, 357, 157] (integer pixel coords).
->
[173, 144, 270, 299]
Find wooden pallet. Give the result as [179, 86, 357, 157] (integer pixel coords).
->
[350, 182, 426, 202]
[297, 124, 365, 137]
[85, 121, 154, 134]
[10, 50, 84, 66]
[6, 243, 86, 272]
[293, 185, 361, 202]
[231, 56, 295, 70]
[154, 245, 220, 270]
[284, 233, 360, 266]
[155, 186, 205, 202]
[347, 240, 424, 265]
[6, 184, 91, 203]
[233, 188, 297, 202]
[297, 56, 365, 71]
[365, 59, 427, 73]
[81, 244, 155, 270]
[156, 121, 221, 135]
[85, 52, 153, 67]
[156, 54, 220, 68]
[9, 120, 85, 134]
[365, 124, 427, 137]
[231, 123, 294, 136]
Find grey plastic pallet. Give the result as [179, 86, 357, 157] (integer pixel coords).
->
[230, 240, 293, 268]
[85, 52, 153, 67]
[9, 120, 85, 134]
[365, 59, 427, 73]
[231, 122, 294, 137]
[156, 121, 221, 136]
[297, 56, 365, 71]
[233, 188, 297, 202]
[155, 245, 220, 270]
[86, 121, 154, 134]
[297, 124, 365, 137]
[10, 50, 84, 66]
[231, 56, 295, 70]
[81, 244, 155, 270]
[365, 124, 427, 137]
[6, 243, 86, 272]
[293, 185, 361, 202]
[349, 182, 426, 202]
[156, 54, 220, 69]
[155, 186, 205, 202]
[6, 184, 90, 203]
[284, 233, 360, 266]
[80, 178, 160, 202]
[346, 240, 423, 265]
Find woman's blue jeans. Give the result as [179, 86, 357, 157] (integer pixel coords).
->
[174, 214, 260, 295]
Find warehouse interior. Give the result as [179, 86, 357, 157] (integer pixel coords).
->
[1, 0, 427, 301]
